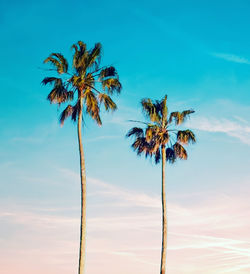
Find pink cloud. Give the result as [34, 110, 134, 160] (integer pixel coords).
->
[1, 177, 250, 273]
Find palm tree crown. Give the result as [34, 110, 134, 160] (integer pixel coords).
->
[126, 95, 196, 163]
[42, 41, 122, 124]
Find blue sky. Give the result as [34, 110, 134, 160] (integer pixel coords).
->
[1, 1, 250, 273]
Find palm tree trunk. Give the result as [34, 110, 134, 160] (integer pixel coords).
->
[160, 145, 167, 274]
[77, 97, 87, 274]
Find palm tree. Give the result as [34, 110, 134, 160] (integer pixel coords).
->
[42, 41, 122, 274]
[126, 95, 196, 274]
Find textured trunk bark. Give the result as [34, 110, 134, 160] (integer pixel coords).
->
[77, 97, 87, 274]
[160, 146, 167, 274]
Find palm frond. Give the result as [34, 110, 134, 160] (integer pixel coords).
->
[99, 66, 116, 79]
[169, 109, 195, 125]
[141, 98, 161, 123]
[50, 53, 68, 73]
[87, 43, 102, 71]
[71, 41, 87, 72]
[155, 148, 161, 164]
[131, 137, 150, 156]
[59, 105, 73, 125]
[41, 77, 61, 85]
[71, 100, 81, 122]
[177, 130, 196, 144]
[46, 80, 72, 104]
[126, 127, 144, 138]
[98, 93, 117, 111]
[160, 95, 168, 125]
[102, 78, 122, 94]
[43, 53, 68, 74]
[173, 143, 187, 160]
[83, 89, 102, 125]
[166, 147, 176, 163]
[145, 126, 154, 142]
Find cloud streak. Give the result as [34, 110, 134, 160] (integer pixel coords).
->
[1, 176, 250, 273]
[211, 52, 250, 64]
[187, 116, 250, 145]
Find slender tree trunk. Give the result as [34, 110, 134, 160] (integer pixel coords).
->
[77, 97, 87, 274]
[160, 145, 167, 274]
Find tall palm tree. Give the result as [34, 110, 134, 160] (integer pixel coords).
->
[126, 95, 196, 274]
[42, 41, 122, 274]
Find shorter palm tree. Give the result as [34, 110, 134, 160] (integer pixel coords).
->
[126, 95, 196, 274]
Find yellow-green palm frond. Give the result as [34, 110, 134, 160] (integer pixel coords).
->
[87, 43, 102, 71]
[145, 126, 154, 142]
[141, 98, 161, 123]
[173, 143, 187, 160]
[169, 109, 195, 125]
[102, 78, 122, 94]
[177, 130, 196, 144]
[160, 130, 170, 145]
[42, 77, 73, 104]
[71, 41, 88, 72]
[44, 53, 68, 74]
[69, 75, 82, 87]
[85, 73, 95, 87]
[98, 93, 117, 111]
[155, 95, 168, 124]
[83, 89, 101, 125]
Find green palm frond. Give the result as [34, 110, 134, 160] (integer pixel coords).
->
[145, 126, 154, 142]
[169, 109, 195, 125]
[71, 101, 81, 122]
[102, 78, 122, 94]
[85, 73, 95, 87]
[131, 137, 150, 155]
[46, 81, 72, 104]
[98, 93, 117, 111]
[141, 98, 161, 123]
[59, 105, 73, 125]
[71, 41, 88, 72]
[173, 143, 187, 160]
[99, 66, 116, 79]
[87, 43, 102, 71]
[69, 75, 82, 87]
[44, 53, 68, 74]
[126, 127, 144, 138]
[41, 77, 61, 85]
[177, 130, 196, 144]
[158, 95, 168, 124]
[83, 89, 101, 125]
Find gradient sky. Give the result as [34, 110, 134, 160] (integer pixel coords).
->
[1, 0, 250, 273]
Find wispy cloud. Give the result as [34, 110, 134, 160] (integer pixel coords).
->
[1, 176, 250, 273]
[187, 116, 250, 145]
[211, 52, 250, 64]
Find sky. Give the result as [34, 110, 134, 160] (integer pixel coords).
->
[1, 0, 250, 273]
